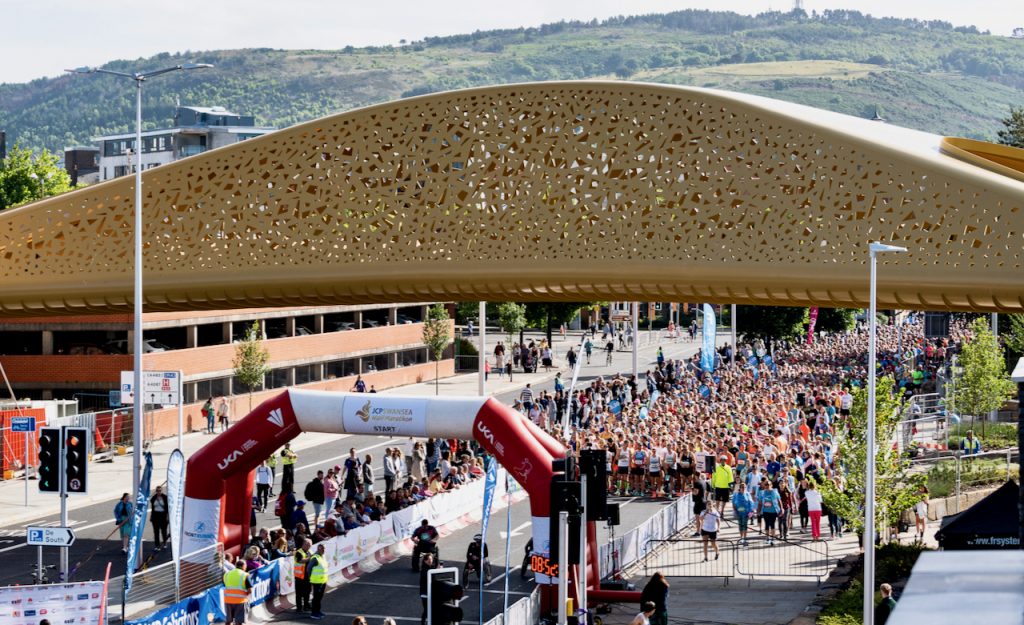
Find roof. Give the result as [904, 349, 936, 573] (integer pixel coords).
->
[178, 105, 238, 116]
[889, 550, 1024, 625]
[93, 126, 275, 142]
[935, 480, 1020, 547]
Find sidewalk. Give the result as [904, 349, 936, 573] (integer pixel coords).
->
[0, 331, 709, 527]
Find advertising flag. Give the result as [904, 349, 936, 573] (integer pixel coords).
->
[807, 307, 819, 344]
[125, 451, 153, 594]
[167, 449, 185, 564]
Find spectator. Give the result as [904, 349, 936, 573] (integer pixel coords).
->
[304, 471, 326, 527]
[149, 485, 169, 551]
[640, 573, 669, 625]
[114, 492, 134, 553]
[875, 583, 898, 625]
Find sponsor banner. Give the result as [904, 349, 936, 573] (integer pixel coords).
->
[341, 396, 428, 437]
[125, 587, 224, 625]
[0, 581, 105, 625]
[480, 457, 498, 544]
[125, 452, 154, 594]
[180, 497, 222, 557]
[247, 562, 279, 608]
[701, 304, 716, 372]
[276, 558, 295, 597]
[167, 450, 185, 565]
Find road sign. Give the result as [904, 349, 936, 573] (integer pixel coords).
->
[120, 370, 181, 405]
[26, 526, 75, 547]
[10, 416, 36, 432]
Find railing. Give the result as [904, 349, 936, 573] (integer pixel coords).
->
[909, 447, 1019, 514]
[642, 537, 736, 585]
[481, 586, 541, 625]
[110, 542, 224, 621]
[641, 531, 831, 586]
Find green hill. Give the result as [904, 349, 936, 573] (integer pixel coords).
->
[3, 9, 1023, 154]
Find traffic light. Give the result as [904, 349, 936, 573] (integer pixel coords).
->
[37, 427, 61, 493]
[579, 449, 608, 521]
[64, 427, 88, 494]
[548, 478, 582, 566]
[430, 574, 464, 625]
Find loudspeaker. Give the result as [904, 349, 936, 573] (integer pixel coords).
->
[924, 312, 950, 339]
[606, 502, 620, 526]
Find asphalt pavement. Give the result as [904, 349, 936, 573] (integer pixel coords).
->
[0, 329, 714, 620]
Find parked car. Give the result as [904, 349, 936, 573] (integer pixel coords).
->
[104, 339, 171, 354]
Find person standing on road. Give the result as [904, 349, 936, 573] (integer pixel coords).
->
[149, 485, 169, 552]
[223, 560, 252, 625]
[566, 347, 577, 370]
[711, 456, 734, 515]
[342, 447, 362, 501]
[304, 472, 326, 527]
[293, 538, 312, 614]
[584, 337, 594, 364]
[699, 507, 721, 561]
[757, 479, 782, 546]
[362, 454, 375, 499]
[306, 543, 328, 620]
[114, 493, 134, 553]
[519, 384, 534, 411]
[255, 461, 272, 512]
[281, 444, 298, 493]
[419, 553, 439, 625]
[217, 397, 230, 432]
[640, 573, 669, 625]
[266, 453, 278, 497]
[732, 483, 755, 547]
[803, 480, 824, 541]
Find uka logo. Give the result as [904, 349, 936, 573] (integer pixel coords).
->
[475, 421, 505, 456]
[218, 439, 259, 470]
[267, 408, 285, 428]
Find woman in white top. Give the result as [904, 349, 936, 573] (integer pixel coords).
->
[700, 508, 721, 561]
[914, 486, 929, 540]
[803, 481, 824, 541]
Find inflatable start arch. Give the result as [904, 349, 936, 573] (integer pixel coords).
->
[182, 389, 566, 574]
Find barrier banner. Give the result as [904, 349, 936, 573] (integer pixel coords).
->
[700, 304, 716, 372]
[276, 557, 295, 597]
[125, 587, 224, 625]
[125, 452, 154, 594]
[0, 581, 105, 625]
[247, 562, 279, 608]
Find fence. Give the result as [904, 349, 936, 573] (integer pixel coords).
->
[598, 495, 694, 579]
[910, 447, 1019, 514]
[642, 533, 831, 586]
[482, 586, 541, 625]
[109, 542, 224, 621]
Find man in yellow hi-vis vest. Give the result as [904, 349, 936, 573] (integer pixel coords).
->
[294, 538, 312, 613]
[305, 543, 328, 620]
[711, 456, 735, 515]
[223, 561, 252, 625]
[281, 444, 298, 492]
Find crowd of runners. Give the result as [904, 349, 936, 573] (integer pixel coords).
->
[514, 314, 972, 554]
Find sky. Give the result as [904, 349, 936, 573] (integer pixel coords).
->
[1, 0, 1021, 84]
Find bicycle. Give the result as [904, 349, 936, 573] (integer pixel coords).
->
[605, 350, 614, 366]
[29, 564, 57, 585]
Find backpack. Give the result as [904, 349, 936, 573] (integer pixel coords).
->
[273, 493, 287, 517]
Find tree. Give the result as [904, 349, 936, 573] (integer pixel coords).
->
[495, 302, 527, 345]
[523, 302, 589, 344]
[1004, 314, 1024, 359]
[421, 303, 452, 395]
[953, 317, 1016, 429]
[233, 321, 271, 412]
[813, 308, 858, 335]
[0, 145, 73, 210]
[996, 106, 1024, 148]
[454, 302, 480, 325]
[736, 305, 806, 343]
[819, 376, 926, 537]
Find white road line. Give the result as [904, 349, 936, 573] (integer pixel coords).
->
[352, 580, 529, 596]
[0, 517, 114, 553]
[295, 438, 400, 472]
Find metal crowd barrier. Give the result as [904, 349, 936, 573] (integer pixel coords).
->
[109, 542, 224, 621]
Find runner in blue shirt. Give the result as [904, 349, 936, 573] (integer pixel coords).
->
[756, 480, 782, 546]
[731, 483, 755, 546]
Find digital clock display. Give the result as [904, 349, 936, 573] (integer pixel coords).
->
[530, 553, 559, 579]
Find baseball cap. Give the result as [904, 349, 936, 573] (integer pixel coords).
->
[296, 500, 306, 506]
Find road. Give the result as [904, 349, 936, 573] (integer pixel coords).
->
[0, 332, 708, 621]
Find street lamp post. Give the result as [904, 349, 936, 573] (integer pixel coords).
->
[66, 63, 212, 544]
[865, 241, 906, 625]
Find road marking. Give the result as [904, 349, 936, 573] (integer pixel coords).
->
[295, 438, 400, 472]
[486, 564, 524, 586]
[499, 521, 531, 539]
[0, 517, 117, 554]
[320, 614, 472, 624]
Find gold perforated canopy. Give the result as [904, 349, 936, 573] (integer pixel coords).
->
[2, 81, 1023, 315]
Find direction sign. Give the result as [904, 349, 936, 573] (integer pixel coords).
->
[120, 370, 181, 405]
[10, 416, 36, 432]
[26, 526, 75, 547]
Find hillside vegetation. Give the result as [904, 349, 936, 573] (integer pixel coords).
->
[2, 9, 1023, 153]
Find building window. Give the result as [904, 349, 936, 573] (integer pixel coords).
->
[294, 364, 322, 385]
[325, 358, 359, 379]
[189, 377, 230, 403]
[397, 348, 428, 367]
[264, 368, 292, 390]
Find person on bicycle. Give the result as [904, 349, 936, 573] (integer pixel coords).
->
[605, 339, 615, 365]
[411, 519, 439, 571]
[465, 534, 491, 582]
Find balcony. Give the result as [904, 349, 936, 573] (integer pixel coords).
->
[178, 145, 208, 158]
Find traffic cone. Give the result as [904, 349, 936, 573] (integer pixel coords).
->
[94, 425, 106, 451]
